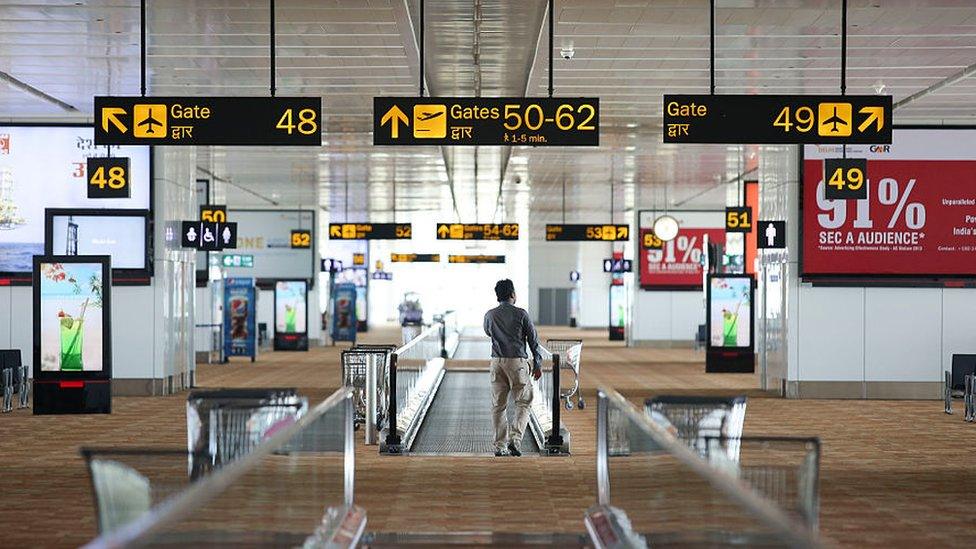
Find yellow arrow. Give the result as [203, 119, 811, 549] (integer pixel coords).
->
[858, 106, 884, 133]
[437, 224, 449, 238]
[330, 225, 341, 237]
[381, 105, 409, 138]
[618, 226, 629, 239]
[101, 107, 128, 134]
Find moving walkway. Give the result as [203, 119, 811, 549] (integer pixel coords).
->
[382, 328, 569, 456]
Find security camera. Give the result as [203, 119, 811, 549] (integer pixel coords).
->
[560, 46, 575, 60]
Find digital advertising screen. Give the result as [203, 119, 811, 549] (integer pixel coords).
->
[802, 128, 976, 279]
[708, 276, 752, 349]
[0, 125, 151, 278]
[45, 209, 150, 282]
[274, 280, 307, 334]
[35, 259, 110, 373]
[224, 278, 256, 359]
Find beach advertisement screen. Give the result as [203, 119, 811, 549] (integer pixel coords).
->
[0, 125, 150, 275]
[275, 280, 307, 334]
[709, 276, 752, 348]
[38, 261, 106, 372]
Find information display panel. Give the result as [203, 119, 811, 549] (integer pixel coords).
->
[801, 128, 976, 279]
[0, 125, 151, 280]
[545, 224, 629, 241]
[45, 208, 151, 284]
[436, 223, 519, 240]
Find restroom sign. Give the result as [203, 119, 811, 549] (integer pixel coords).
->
[757, 221, 786, 249]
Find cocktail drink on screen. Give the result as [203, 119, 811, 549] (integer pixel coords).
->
[285, 304, 297, 333]
[58, 310, 84, 371]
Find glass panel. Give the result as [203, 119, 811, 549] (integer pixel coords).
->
[597, 389, 818, 548]
[86, 389, 357, 548]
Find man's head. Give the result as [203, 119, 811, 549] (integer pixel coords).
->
[494, 279, 516, 303]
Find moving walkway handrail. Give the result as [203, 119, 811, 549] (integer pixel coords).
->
[82, 387, 357, 549]
[596, 387, 820, 548]
[385, 323, 442, 451]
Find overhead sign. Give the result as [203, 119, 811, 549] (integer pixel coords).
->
[436, 223, 519, 240]
[182, 221, 237, 250]
[86, 157, 130, 199]
[725, 207, 753, 233]
[374, 97, 599, 146]
[757, 221, 786, 249]
[94, 96, 322, 146]
[329, 223, 412, 240]
[545, 224, 629, 241]
[200, 204, 227, 223]
[642, 232, 664, 249]
[823, 158, 868, 200]
[802, 130, 976, 278]
[391, 253, 440, 263]
[321, 258, 343, 273]
[352, 253, 365, 266]
[603, 258, 633, 273]
[221, 254, 254, 268]
[662, 94, 892, 144]
[448, 255, 506, 264]
[290, 230, 311, 249]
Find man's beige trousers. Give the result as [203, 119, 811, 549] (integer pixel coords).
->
[489, 357, 534, 451]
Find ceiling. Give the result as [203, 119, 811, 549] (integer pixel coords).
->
[2, 0, 976, 237]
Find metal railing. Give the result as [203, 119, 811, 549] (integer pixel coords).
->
[591, 387, 820, 548]
[83, 388, 363, 549]
[528, 354, 569, 454]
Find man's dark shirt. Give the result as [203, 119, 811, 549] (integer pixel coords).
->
[483, 301, 543, 371]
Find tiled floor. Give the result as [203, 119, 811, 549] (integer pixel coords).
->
[1, 325, 973, 547]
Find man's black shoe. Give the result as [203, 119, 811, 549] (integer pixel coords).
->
[494, 449, 509, 457]
[507, 443, 522, 457]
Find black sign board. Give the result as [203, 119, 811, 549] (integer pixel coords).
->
[545, 224, 630, 242]
[642, 232, 664, 249]
[329, 223, 412, 240]
[436, 223, 519, 240]
[291, 230, 312, 249]
[725, 207, 753, 233]
[200, 204, 227, 223]
[823, 158, 868, 200]
[391, 253, 440, 263]
[603, 258, 633, 273]
[321, 258, 343, 273]
[448, 255, 506, 264]
[662, 94, 892, 144]
[94, 96, 322, 146]
[181, 221, 237, 250]
[374, 97, 599, 146]
[86, 157, 130, 199]
[757, 221, 787, 249]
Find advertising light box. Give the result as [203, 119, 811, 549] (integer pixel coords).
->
[638, 211, 725, 290]
[802, 128, 976, 279]
[0, 125, 151, 279]
[708, 276, 752, 349]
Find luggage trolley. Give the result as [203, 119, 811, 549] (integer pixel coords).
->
[546, 339, 584, 410]
[341, 346, 395, 435]
[644, 395, 747, 460]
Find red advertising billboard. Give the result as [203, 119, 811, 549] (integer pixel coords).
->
[640, 227, 726, 289]
[802, 129, 976, 278]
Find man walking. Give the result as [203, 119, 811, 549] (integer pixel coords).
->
[483, 279, 543, 457]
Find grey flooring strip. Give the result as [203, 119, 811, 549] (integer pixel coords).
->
[410, 371, 539, 455]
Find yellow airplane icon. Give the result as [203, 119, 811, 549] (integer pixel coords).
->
[133, 104, 167, 138]
[817, 103, 852, 137]
[413, 105, 446, 138]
